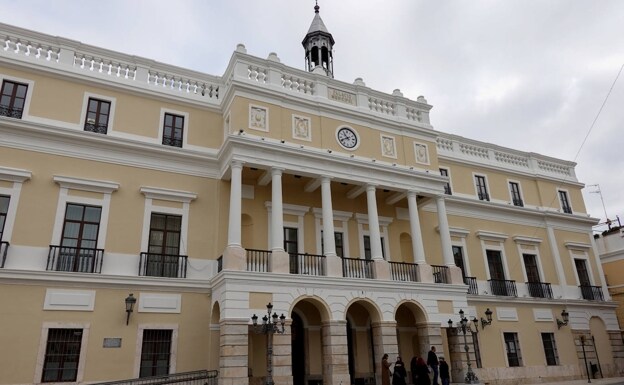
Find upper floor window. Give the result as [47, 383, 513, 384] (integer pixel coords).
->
[84, 98, 111, 134]
[0, 80, 28, 119]
[42, 328, 83, 382]
[558, 190, 572, 214]
[0, 195, 9, 241]
[51, 204, 102, 273]
[475, 175, 489, 201]
[284, 227, 298, 255]
[440, 168, 452, 195]
[162, 113, 184, 148]
[504, 332, 522, 367]
[452, 246, 466, 278]
[139, 329, 172, 377]
[321, 231, 344, 257]
[363, 235, 386, 260]
[509, 182, 523, 207]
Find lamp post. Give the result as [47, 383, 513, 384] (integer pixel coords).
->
[580, 335, 591, 383]
[448, 309, 479, 384]
[251, 303, 286, 385]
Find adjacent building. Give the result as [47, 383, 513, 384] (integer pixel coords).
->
[0, 7, 621, 385]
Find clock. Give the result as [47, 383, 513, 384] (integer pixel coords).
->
[336, 127, 359, 149]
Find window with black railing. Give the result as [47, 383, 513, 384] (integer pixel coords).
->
[42, 328, 83, 383]
[440, 168, 452, 195]
[432, 264, 449, 283]
[558, 190, 572, 214]
[162, 113, 184, 148]
[0, 195, 9, 268]
[488, 279, 517, 297]
[579, 285, 605, 301]
[509, 182, 523, 207]
[47, 245, 104, 273]
[140, 329, 172, 378]
[526, 282, 553, 299]
[464, 276, 478, 295]
[141, 213, 186, 278]
[0, 80, 28, 119]
[84, 98, 111, 134]
[475, 175, 489, 201]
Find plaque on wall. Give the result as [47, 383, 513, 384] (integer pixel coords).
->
[103, 337, 122, 348]
[328, 88, 357, 106]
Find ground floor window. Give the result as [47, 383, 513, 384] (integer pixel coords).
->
[42, 328, 83, 382]
[504, 332, 522, 367]
[541, 332, 559, 365]
[140, 329, 173, 377]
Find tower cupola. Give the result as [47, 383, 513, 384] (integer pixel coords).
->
[302, 2, 335, 78]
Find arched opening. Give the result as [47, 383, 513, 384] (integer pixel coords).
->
[345, 301, 382, 385]
[395, 301, 428, 365]
[321, 46, 329, 69]
[290, 297, 330, 385]
[292, 312, 306, 385]
[399, 233, 413, 263]
[311, 46, 320, 67]
[589, 316, 614, 377]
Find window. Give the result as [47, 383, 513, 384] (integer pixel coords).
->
[42, 329, 83, 382]
[475, 175, 489, 201]
[0, 80, 28, 119]
[139, 329, 172, 377]
[541, 333, 559, 366]
[321, 231, 344, 257]
[575, 258, 591, 286]
[509, 182, 523, 207]
[504, 332, 522, 367]
[487, 250, 505, 281]
[56, 204, 102, 272]
[452, 245, 466, 278]
[0, 195, 9, 241]
[440, 168, 452, 195]
[363, 235, 385, 260]
[523, 254, 540, 283]
[284, 227, 299, 255]
[84, 98, 111, 134]
[162, 113, 184, 148]
[558, 190, 572, 214]
[145, 213, 182, 277]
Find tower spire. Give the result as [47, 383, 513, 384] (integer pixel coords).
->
[302, 1, 335, 78]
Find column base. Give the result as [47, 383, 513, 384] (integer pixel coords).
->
[223, 246, 246, 271]
[447, 265, 465, 285]
[417, 263, 434, 283]
[270, 250, 290, 274]
[326, 255, 343, 277]
[373, 259, 390, 280]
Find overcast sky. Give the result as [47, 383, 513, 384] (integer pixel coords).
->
[1, 0, 623, 232]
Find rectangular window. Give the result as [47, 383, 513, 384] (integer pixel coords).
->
[575, 258, 591, 286]
[541, 333, 559, 366]
[487, 250, 505, 280]
[452, 245, 466, 278]
[440, 168, 452, 195]
[0, 80, 28, 119]
[57, 203, 102, 272]
[84, 98, 111, 134]
[162, 113, 184, 148]
[559, 190, 572, 214]
[42, 328, 83, 382]
[284, 227, 298, 255]
[0, 195, 9, 241]
[145, 213, 182, 277]
[475, 175, 489, 201]
[509, 182, 523, 207]
[363, 235, 385, 259]
[139, 329, 172, 377]
[321, 231, 344, 257]
[523, 254, 540, 283]
[504, 332, 522, 367]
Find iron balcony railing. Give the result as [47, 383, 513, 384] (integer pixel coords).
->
[47, 245, 104, 273]
[162, 137, 183, 148]
[0, 241, 9, 268]
[512, 198, 524, 207]
[84, 122, 108, 134]
[580, 285, 605, 301]
[139, 252, 188, 278]
[389, 261, 419, 282]
[92, 370, 218, 385]
[217, 255, 223, 272]
[432, 265, 449, 284]
[562, 205, 572, 214]
[246, 249, 271, 272]
[342, 257, 373, 279]
[0, 105, 24, 119]
[289, 253, 325, 276]
[443, 184, 452, 195]
[478, 192, 490, 201]
[464, 276, 478, 295]
[526, 282, 553, 299]
[488, 279, 518, 297]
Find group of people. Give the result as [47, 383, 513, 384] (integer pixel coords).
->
[381, 346, 450, 385]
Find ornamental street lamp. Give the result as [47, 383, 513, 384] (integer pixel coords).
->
[448, 309, 479, 384]
[251, 303, 287, 385]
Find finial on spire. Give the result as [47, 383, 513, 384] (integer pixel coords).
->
[314, 0, 319, 13]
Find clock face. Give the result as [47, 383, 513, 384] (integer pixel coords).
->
[337, 127, 358, 149]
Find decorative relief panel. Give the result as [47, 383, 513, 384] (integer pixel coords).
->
[292, 114, 312, 141]
[414, 143, 430, 164]
[380, 134, 397, 158]
[328, 88, 357, 106]
[249, 105, 268, 131]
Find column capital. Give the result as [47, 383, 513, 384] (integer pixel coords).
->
[366, 184, 378, 192]
[321, 175, 333, 183]
[407, 190, 419, 198]
[271, 167, 284, 176]
[231, 160, 244, 169]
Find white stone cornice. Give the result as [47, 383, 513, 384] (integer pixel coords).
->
[476, 230, 509, 242]
[448, 227, 470, 238]
[264, 202, 310, 216]
[140, 186, 197, 203]
[54, 175, 119, 193]
[512, 235, 543, 245]
[0, 166, 31, 182]
[564, 241, 592, 250]
[355, 213, 393, 226]
[312, 208, 353, 222]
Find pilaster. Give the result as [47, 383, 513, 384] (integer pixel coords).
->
[219, 319, 250, 385]
[417, 263, 434, 283]
[270, 250, 290, 274]
[326, 254, 343, 277]
[372, 321, 398, 385]
[222, 246, 246, 271]
[272, 321, 293, 385]
[373, 259, 390, 280]
[322, 320, 350, 385]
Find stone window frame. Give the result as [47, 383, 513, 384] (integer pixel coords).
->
[34, 322, 90, 384]
[158, 108, 189, 148]
[0, 167, 31, 245]
[134, 323, 179, 378]
[476, 231, 510, 281]
[0, 73, 35, 119]
[79, 92, 117, 134]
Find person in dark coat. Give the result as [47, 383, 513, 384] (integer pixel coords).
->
[382, 354, 392, 385]
[438, 357, 450, 385]
[414, 357, 431, 385]
[392, 356, 407, 385]
[427, 346, 439, 385]
[410, 356, 418, 385]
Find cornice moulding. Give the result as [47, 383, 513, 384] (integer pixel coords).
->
[476, 230, 509, 242]
[0, 166, 32, 182]
[54, 175, 119, 193]
[140, 186, 197, 203]
[512, 236, 543, 245]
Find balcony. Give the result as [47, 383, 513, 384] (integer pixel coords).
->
[464, 276, 478, 295]
[47, 245, 104, 273]
[247, 249, 271, 272]
[0, 105, 23, 119]
[342, 257, 373, 279]
[162, 137, 183, 148]
[289, 253, 325, 276]
[512, 198, 524, 207]
[526, 282, 553, 299]
[580, 285, 605, 301]
[488, 279, 518, 297]
[389, 261, 419, 282]
[432, 265, 449, 283]
[84, 122, 108, 134]
[0, 241, 8, 268]
[562, 205, 572, 214]
[478, 192, 490, 201]
[139, 252, 187, 278]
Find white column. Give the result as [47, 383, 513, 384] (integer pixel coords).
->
[366, 185, 383, 260]
[321, 176, 336, 257]
[271, 168, 285, 252]
[436, 196, 455, 266]
[407, 191, 426, 264]
[227, 161, 243, 247]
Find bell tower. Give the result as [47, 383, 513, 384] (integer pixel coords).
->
[302, 1, 335, 78]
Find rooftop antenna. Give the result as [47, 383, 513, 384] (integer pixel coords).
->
[588, 184, 611, 229]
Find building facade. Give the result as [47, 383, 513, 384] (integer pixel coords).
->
[0, 9, 622, 385]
